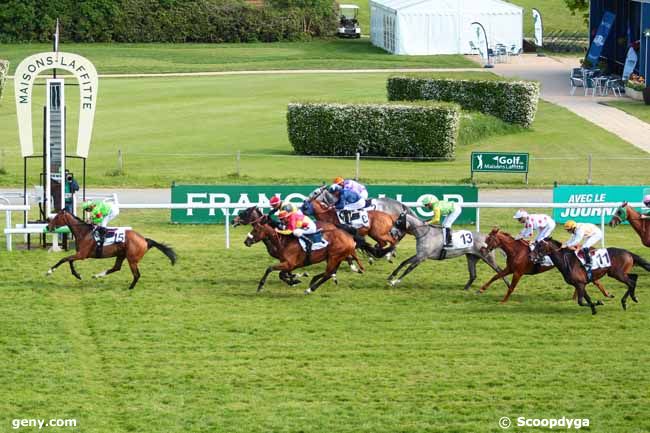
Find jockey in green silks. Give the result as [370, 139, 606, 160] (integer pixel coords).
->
[421, 195, 461, 247]
[82, 200, 120, 257]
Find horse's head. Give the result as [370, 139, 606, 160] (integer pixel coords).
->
[484, 227, 502, 252]
[47, 209, 68, 232]
[609, 202, 629, 227]
[244, 216, 271, 247]
[530, 239, 555, 263]
[233, 206, 262, 227]
[390, 212, 407, 239]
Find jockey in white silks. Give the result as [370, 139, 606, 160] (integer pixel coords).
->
[333, 176, 368, 200]
[513, 209, 556, 250]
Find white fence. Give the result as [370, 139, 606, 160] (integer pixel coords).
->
[2, 201, 642, 251]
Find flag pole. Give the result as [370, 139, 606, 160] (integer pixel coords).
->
[53, 18, 60, 79]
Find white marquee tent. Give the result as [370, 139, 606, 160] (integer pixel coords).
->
[369, 0, 523, 55]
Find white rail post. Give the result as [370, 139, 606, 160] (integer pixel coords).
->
[475, 207, 480, 232]
[601, 212, 605, 247]
[587, 154, 593, 185]
[355, 152, 360, 181]
[5, 210, 11, 251]
[224, 209, 230, 249]
[236, 151, 241, 177]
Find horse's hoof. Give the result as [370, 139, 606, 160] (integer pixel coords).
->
[304, 288, 312, 295]
[74, 274, 82, 281]
[350, 264, 359, 273]
[289, 279, 301, 286]
[388, 279, 400, 287]
[46, 269, 53, 276]
[475, 290, 482, 295]
[368, 258, 374, 265]
[256, 286, 264, 293]
[632, 296, 639, 303]
[608, 294, 615, 298]
[302, 272, 309, 277]
[596, 300, 604, 306]
[591, 309, 597, 315]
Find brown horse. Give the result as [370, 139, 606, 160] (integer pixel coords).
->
[244, 215, 365, 294]
[46, 209, 176, 289]
[308, 199, 398, 260]
[479, 228, 613, 303]
[610, 202, 650, 247]
[532, 239, 650, 314]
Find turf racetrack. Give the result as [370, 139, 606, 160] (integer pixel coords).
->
[1, 209, 649, 432]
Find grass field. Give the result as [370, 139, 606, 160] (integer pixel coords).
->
[336, 0, 586, 39]
[603, 99, 650, 123]
[0, 40, 477, 75]
[0, 72, 646, 188]
[1, 208, 649, 433]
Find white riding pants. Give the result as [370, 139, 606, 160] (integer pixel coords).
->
[442, 204, 461, 228]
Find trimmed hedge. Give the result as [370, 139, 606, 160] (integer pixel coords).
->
[0, 0, 337, 43]
[287, 102, 460, 158]
[387, 77, 540, 128]
[0, 60, 8, 103]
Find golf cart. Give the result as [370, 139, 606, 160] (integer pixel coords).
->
[337, 4, 361, 38]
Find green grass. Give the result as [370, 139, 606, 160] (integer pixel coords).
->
[342, 0, 586, 40]
[0, 72, 646, 188]
[0, 40, 477, 75]
[603, 99, 650, 123]
[1, 208, 649, 433]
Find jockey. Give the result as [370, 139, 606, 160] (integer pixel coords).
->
[82, 199, 119, 254]
[276, 205, 320, 262]
[268, 195, 296, 226]
[333, 176, 368, 200]
[422, 195, 460, 247]
[329, 184, 365, 223]
[642, 194, 650, 219]
[562, 220, 603, 279]
[513, 209, 556, 250]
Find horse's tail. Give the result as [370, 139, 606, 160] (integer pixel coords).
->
[631, 252, 650, 272]
[146, 238, 177, 265]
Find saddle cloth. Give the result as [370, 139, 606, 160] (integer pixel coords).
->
[575, 248, 611, 270]
[538, 256, 554, 267]
[446, 230, 474, 250]
[337, 209, 370, 229]
[93, 227, 128, 246]
[298, 237, 328, 252]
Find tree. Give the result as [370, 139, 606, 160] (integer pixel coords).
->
[564, 0, 589, 23]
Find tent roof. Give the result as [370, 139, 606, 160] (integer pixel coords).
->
[370, 0, 522, 14]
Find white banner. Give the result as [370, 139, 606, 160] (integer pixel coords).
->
[532, 8, 543, 47]
[14, 52, 98, 158]
[470, 22, 489, 64]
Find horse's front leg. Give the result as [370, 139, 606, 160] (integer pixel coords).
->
[593, 279, 614, 298]
[69, 260, 82, 280]
[46, 254, 82, 277]
[387, 254, 417, 282]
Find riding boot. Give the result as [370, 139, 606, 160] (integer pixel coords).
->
[583, 247, 593, 281]
[444, 227, 453, 247]
[95, 226, 106, 258]
[302, 236, 313, 266]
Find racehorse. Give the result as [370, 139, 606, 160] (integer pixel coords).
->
[306, 191, 398, 261]
[46, 209, 176, 289]
[386, 212, 508, 291]
[244, 215, 365, 294]
[233, 206, 310, 284]
[532, 239, 650, 313]
[307, 185, 418, 220]
[479, 228, 613, 303]
[610, 202, 650, 247]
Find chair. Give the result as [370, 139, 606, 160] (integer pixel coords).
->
[569, 68, 585, 95]
[468, 41, 480, 56]
[604, 75, 623, 97]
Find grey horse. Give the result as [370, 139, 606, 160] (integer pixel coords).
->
[387, 213, 510, 291]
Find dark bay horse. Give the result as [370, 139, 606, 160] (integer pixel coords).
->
[308, 199, 398, 260]
[532, 240, 650, 313]
[46, 210, 176, 289]
[610, 202, 650, 247]
[244, 215, 365, 294]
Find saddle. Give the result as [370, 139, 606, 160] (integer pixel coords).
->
[575, 248, 610, 270]
[92, 227, 127, 246]
[298, 232, 328, 252]
[337, 209, 370, 228]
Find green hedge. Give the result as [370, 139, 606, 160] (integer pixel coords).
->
[0, 60, 8, 103]
[387, 77, 540, 128]
[287, 102, 461, 158]
[0, 0, 337, 43]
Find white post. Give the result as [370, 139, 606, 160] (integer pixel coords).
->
[224, 209, 230, 249]
[475, 207, 480, 232]
[236, 150, 241, 177]
[5, 210, 11, 251]
[355, 152, 360, 181]
[601, 212, 605, 247]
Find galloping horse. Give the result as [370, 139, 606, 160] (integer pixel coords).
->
[244, 215, 365, 294]
[386, 213, 508, 291]
[306, 189, 398, 260]
[532, 240, 650, 313]
[46, 209, 177, 289]
[610, 202, 650, 247]
[479, 228, 613, 303]
[233, 206, 309, 284]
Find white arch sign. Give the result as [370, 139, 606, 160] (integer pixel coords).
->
[14, 52, 98, 158]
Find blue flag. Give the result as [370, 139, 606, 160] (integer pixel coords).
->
[586, 11, 616, 66]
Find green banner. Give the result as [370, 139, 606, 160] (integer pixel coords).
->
[171, 184, 478, 224]
[471, 152, 529, 173]
[553, 185, 649, 223]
